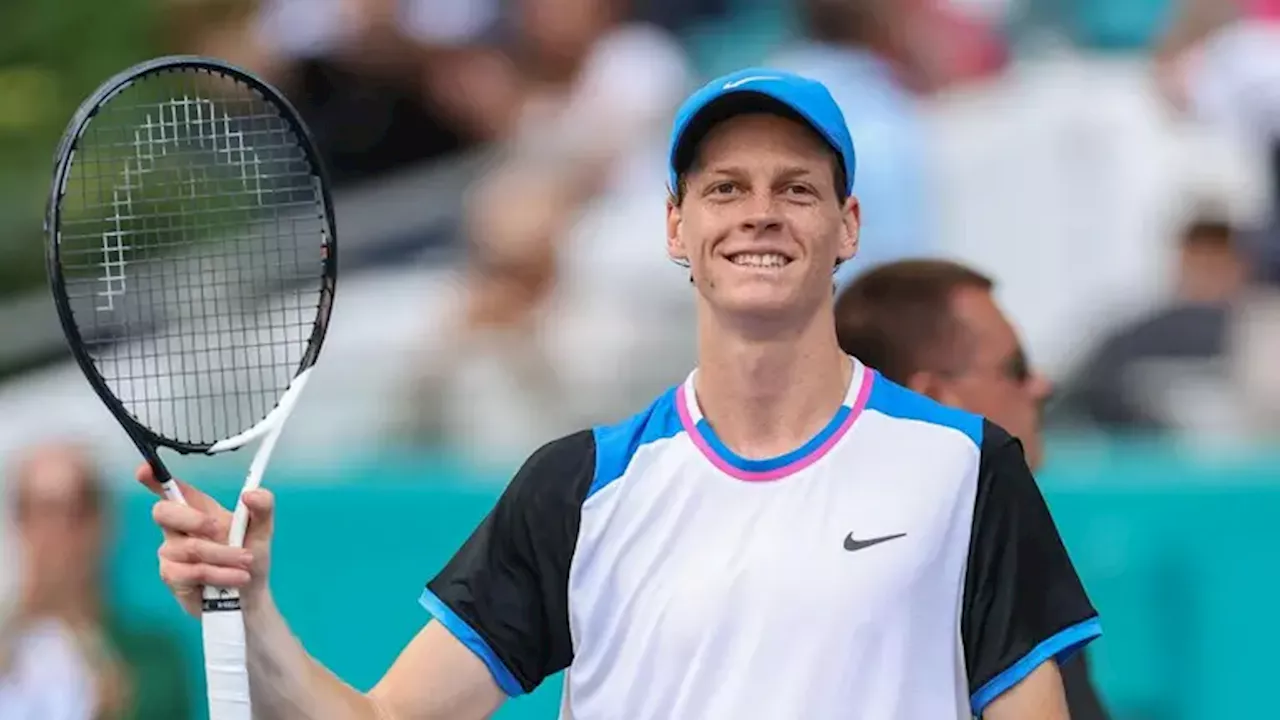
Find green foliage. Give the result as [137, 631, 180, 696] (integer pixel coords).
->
[0, 0, 160, 298]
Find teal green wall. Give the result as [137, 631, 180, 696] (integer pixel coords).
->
[104, 443, 1280, 719]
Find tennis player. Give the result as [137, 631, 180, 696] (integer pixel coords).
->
[143, 68, 1101, 719]
[833, 258, 1113, 719]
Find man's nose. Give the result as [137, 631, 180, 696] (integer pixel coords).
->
[739, 193, 783, 233]
[1029, 372, 1054, 402]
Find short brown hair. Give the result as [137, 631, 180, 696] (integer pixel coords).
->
[1181, 217, 1235, 250]
[834, 259, 994, 384]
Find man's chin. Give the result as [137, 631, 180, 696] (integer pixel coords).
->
[702, 282, 794, 314]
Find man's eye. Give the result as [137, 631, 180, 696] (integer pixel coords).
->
[787, 184, 814, 196]
[1005, 349, 1030, 383]
[711, 182, 736, 194]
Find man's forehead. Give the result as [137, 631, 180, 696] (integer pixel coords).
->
[950, 286, 1019, 351]
[25, 472, 81, 503]
[13, 445, 95, 503]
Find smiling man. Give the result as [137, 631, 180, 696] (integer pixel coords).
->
[142, 68, 1100, 719]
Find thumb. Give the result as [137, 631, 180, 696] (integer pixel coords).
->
[240, 489, 275, 546]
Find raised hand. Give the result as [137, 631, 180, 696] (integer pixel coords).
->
[138, 464, 276, 617]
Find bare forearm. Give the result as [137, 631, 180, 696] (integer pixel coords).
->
[243, 592, 387, 720]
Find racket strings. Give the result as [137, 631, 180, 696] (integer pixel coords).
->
[57, 68, 328, 448]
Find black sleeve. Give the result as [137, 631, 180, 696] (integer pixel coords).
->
[422, 430, 596, 696]
[962, 421, 1101, 715]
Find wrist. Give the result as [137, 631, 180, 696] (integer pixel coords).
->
[238, 584, 276, 620]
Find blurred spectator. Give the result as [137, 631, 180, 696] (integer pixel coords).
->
[768, 0, 938, 287]
[1054, 213, 1250, 434]
[0, 614, 96, 718]
[0, 442, 191, 720]
[899, 0, 1011, 91]
[458, 0, 683, 313]
[832, 258, 1112, 720]
[1157, 0, 1280, 283]
[1008, 0, 1179, 53]
[488, 0, 693, 198]
[631, 0, 731, 35]
[405, 0, 695, 461]
[174, 0, 517, 187]
[1159, 0, 1280, 434]
[834, 259, 1055, 465]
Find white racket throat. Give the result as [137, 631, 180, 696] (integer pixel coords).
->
[209, 368, 314, 455]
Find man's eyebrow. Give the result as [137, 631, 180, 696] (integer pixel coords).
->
[697, 165, 818, 179]
[698, 165, 748, 177]
[775, 166, 817, 179]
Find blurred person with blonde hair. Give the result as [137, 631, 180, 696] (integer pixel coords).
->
[0, 442, 191, 720]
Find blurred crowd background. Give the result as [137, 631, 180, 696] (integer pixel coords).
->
[1, 0, 1279, 718]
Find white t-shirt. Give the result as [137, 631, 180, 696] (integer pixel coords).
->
[420, 358, 1101, 718]
[0, 619, 96, 720]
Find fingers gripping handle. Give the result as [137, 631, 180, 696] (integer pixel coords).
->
[153, 459, 249, 717]
[203, 604, 251, 720]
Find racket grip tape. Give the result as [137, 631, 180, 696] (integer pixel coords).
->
[203, 596, 252, 720]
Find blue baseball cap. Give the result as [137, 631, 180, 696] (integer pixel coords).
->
[667, 67, 857, 198]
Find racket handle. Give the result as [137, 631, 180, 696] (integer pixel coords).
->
[143, 455, 188, 504]
[160, 478, 188, 504]
[203, 592, 251, 720]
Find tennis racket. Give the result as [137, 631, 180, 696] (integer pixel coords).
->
[44, 55, 337, 720]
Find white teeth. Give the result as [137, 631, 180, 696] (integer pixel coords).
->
[730, 253, 788, 267]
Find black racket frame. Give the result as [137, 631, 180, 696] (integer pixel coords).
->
[44, 55, 338, 484]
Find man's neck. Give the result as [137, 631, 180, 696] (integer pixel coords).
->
[693, 306, 852, 460]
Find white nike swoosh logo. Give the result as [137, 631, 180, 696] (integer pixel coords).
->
[723, 75, 782, 89]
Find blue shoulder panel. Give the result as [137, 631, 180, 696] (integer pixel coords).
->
[589, 386, 684, 499]
[864, 376, 984, 448]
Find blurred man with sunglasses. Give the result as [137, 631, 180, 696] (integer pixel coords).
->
[834, 259, 1111, 720]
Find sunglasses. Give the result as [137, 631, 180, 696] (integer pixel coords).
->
[1001, 346, 1031, 385]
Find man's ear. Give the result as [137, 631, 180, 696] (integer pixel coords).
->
[838, 194, 860, 264]
[905, 370, 962, 407]
[667, 196, 689, 266]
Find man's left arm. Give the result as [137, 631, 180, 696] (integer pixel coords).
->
[981, 659, 1070, 720]
[962, 421, 1103, 718]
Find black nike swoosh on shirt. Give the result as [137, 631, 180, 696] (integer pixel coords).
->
[843, 532, 907, 552]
